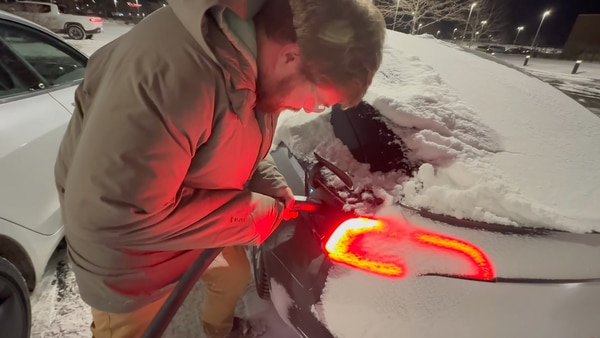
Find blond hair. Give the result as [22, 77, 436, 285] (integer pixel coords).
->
[255, 0, 386, 108]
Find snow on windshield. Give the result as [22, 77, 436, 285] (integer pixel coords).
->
[273, 32, 600, 233]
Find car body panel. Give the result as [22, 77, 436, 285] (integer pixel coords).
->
[48, 85, 77, 112]
[321, 271, 600, 338]
[0, 217, 63, 284]
[0, 92, 71, 233]
[0, 13, 82, 289]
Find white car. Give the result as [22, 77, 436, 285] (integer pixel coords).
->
[0, 11, 85, 337]
[2, 1, 102, 40]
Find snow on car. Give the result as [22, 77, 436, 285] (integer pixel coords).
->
[257, 31, 600, 338]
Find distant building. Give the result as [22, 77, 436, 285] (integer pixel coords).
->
[563, 14, 600, 61]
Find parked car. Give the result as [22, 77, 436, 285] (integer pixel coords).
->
[0, 1, 102, 40]
[0, 11, 86, 337]
[252, 34, 600, 338]
[486, 44, 507, 54]
[508, 46, 531, 55]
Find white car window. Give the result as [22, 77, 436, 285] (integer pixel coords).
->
[0, 61, 29, 98]
[0, 21, 86, 88]
[23, 3, 51, 13]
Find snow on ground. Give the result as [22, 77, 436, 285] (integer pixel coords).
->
[495, 54, 600, 80]
[31, 243, 296, 337]
[67, 20, 134, 56]
[494, 54, 600, 115]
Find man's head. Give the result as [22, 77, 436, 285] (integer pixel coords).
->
[254, 0, 386, 114]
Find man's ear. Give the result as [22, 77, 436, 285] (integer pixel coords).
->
[275, 43, 302, 76]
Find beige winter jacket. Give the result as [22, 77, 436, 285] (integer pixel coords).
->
[54, 0, 287, 312]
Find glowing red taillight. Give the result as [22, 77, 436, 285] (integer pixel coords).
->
[324, 217, 494, 280]
[89, 17, 103, 23]
[325, 218, 405, 277]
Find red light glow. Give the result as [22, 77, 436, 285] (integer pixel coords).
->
[89, 17, 103, 22]
[324, 217, 495, 280]
[324, 218, 405, 277]
[414, 233, 494, 280]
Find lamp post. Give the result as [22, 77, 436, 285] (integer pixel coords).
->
[514, 26, 524, 45]
[453, 27, 458, 39]
[462, 2, 477, 42]
[418, 23, 423, 34]
[436, 30, 441, 38]
[479, 20, 487, 41]
[392, 0, 400, 31]
[531, 10, 551, 49]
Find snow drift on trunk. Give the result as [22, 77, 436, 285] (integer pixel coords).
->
[273, 32, 600, 233]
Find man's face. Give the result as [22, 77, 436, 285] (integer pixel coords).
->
[255, 40, 343, 114]
[256, 71, 342, 114]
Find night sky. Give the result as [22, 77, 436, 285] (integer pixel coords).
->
[508, 0, 600, 47]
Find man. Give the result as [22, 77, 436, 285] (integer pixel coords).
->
[54, 0, 385, 337]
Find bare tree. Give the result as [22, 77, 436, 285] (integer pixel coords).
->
[375, 0, 469, 34]
[454, 0, 510, 43]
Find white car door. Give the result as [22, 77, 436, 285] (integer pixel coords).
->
[0, 19, 86, 236]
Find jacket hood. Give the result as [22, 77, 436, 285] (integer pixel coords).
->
[167, 0, 265, 123]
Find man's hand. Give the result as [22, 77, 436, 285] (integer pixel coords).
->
[274, 186, 295, 209]
[273, 187, 299, 221]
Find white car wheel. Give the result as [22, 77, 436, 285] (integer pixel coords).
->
[0, 257, 31, 338]
[67, 24, 85, 40]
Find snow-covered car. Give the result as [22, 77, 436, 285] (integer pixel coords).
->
[0, 11, 86, 337]
[1, 1, 103, 40]
[252, 32, 600, 338]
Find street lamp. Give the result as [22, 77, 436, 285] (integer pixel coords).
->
[437, 30, 441, 38]
[514, 26, 524, 45]
[531, 10, 551, 49]
[462, 2, 477, 42]
[453, 27, 458, 39]
[418, 23, 423, 34]
[475, 31, 480, 42]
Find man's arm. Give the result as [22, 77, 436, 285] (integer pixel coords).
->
[247, 154, 289, 197]
[62, 66, 282, 251]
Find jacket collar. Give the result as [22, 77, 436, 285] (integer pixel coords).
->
[167, 0, 265, 124]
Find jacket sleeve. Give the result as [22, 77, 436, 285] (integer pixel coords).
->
[247, 154, 289, 197]
[61, 63, 282, 251]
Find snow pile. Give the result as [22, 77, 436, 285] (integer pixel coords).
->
[274, 31, 600, 233]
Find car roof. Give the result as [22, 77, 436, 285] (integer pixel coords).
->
[0, 10, 64, 39]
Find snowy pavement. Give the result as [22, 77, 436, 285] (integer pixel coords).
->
[30, 242, 296, 337]
[494, 54, 600, 116]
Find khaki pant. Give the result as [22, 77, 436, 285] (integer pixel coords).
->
[90, 246, 251, 338]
